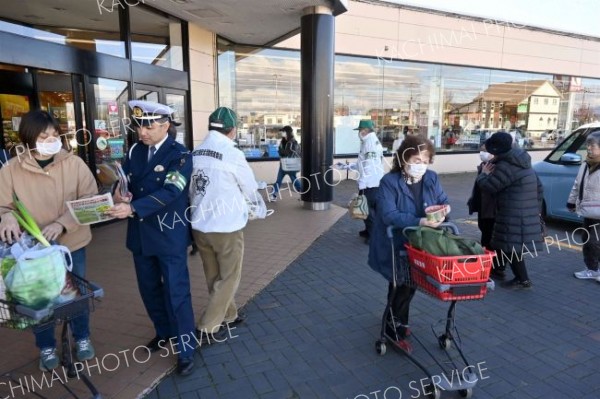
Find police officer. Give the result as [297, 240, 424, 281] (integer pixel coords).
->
[108, 100, 196, 376]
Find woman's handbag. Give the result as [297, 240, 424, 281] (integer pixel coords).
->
[281, 150, 301, 172]
[349, 193, 369, 220]
[4, 245, 72, 310]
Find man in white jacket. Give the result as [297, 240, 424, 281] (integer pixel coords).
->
[189, 107, 258, 339]
[355, 119, 384, 243]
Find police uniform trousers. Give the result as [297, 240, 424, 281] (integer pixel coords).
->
[192, 229, 243, 332]
[133, 252, 195, 359]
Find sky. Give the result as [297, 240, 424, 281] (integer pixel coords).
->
[385, 0, 600, 38]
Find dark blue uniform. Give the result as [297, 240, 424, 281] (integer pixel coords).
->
[123, 135, 195, 360]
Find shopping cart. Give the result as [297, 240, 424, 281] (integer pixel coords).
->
[375, 223, 495, 399]
[0, 272, 104, 399]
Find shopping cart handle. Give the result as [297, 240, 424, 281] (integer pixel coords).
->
[386, 225, 403, 239]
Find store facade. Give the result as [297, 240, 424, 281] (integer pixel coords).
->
[0, 0, 193, 192]
[219, 1, 600, 165]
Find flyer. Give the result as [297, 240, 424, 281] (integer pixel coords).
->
[66, 193, 115, 225]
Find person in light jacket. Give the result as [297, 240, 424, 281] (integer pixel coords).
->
[189, 107, 258, 341]
[0, 110, 98, 371]
[568, 131, 600, 282]
[355, 119, 384, 243]
[369, 135, 448, 353]
[476, 132, 544, 289]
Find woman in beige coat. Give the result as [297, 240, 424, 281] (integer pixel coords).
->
[0, 110, 98, 371]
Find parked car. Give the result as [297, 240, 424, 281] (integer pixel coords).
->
[533, 122, 600, 223]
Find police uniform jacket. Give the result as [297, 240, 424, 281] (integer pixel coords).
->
[124, 135, 192, 256]
[188, 130, 258, 233]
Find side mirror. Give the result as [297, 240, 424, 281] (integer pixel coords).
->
[560, 153, 582, 165]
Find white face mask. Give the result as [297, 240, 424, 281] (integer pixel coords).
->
[36, 138, 62, 156]
[406, 163, 427, 179]
[479, 151, 493, 162]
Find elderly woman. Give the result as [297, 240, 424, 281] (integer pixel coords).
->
[568, 131, 600, 281]
[476, 132, 544, 289]
[0, 110, 98, 371]
[369, 135, 449, 352]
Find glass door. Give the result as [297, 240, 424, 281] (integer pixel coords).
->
[86, 77, 130, 193]
[165, 91, 188, 146]
[0, 65, 34, 156]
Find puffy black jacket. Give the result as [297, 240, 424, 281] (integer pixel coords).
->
[476, 148, 543, 254]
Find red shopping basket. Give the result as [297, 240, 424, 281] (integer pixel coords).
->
[405, 244, 496, 301]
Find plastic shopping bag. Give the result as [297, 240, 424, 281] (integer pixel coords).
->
[5, 245, 72, 310]
[348, 193, 369, 220]
[246, 191, 274, 220]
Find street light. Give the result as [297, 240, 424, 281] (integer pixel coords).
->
[273, 73, 281, 126]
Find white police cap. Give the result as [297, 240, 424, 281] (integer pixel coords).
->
[128, 100, 178, 126]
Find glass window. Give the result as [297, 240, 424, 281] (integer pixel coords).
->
[130, 6, 183, 70]
[217, 43, 600, 157]
[218, 41, 301, 158]
[90, 78, 130, 193]
[0, 0, 125, 58]
[166, 93, 188, 146]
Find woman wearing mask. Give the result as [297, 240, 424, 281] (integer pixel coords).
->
[568, 131, 600, 281]
[270, 125, 302, 201]
[0, 110, 98, 371]
[467, 144, 503, 278]
[476, 132, 544, 289]
[369, 135, 449, 352]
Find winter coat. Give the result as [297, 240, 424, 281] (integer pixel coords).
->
[0, 150, 98, 251]
[278, 138, 300, 158]
[368, 170, 449, 282]
[476, 148, 544, 254]
[468, 162, 497, 219]
[567, 161, 600, 220]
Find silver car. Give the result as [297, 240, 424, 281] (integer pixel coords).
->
[533, 122, 600, 223]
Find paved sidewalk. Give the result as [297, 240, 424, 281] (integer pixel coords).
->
[149, 174, 600, 399]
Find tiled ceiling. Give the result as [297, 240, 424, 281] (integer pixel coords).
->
[149, 0, 348, 45]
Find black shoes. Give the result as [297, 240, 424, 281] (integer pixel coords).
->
[146, 336, 168, 352]
[195, 327, 228, 346]
[225, 311, 247, 328]
[500, 278, 532, 289]
[177, 357, 195, 376]
[490, 268, 506, 280]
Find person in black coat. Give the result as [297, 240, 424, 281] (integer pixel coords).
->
[476, 132, 544, 289]
[468, 143, 505, 278]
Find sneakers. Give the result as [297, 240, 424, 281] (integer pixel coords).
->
[39, 347, 59, 371]
[269, 194, 278, 202]
[574, 269, 600, 279]
[500, 278, 532, 289]
[75, 338, 96, 361]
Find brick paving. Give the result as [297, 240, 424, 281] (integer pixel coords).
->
[149, 173, 600, 399]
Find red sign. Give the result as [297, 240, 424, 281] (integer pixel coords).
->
[108, 101, 118, 114]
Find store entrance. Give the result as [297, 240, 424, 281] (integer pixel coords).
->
[0, 65, 86, 161]
[0, 66, 33, 155]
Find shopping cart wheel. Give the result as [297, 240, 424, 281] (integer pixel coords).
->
[438, 334, 451, 350]
[375, 340, 387, 356]
[459, 388, 473, 398]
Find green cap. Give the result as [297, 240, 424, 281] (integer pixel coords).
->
[354, 119, 375, 130]
[209, 107, 237, 129]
